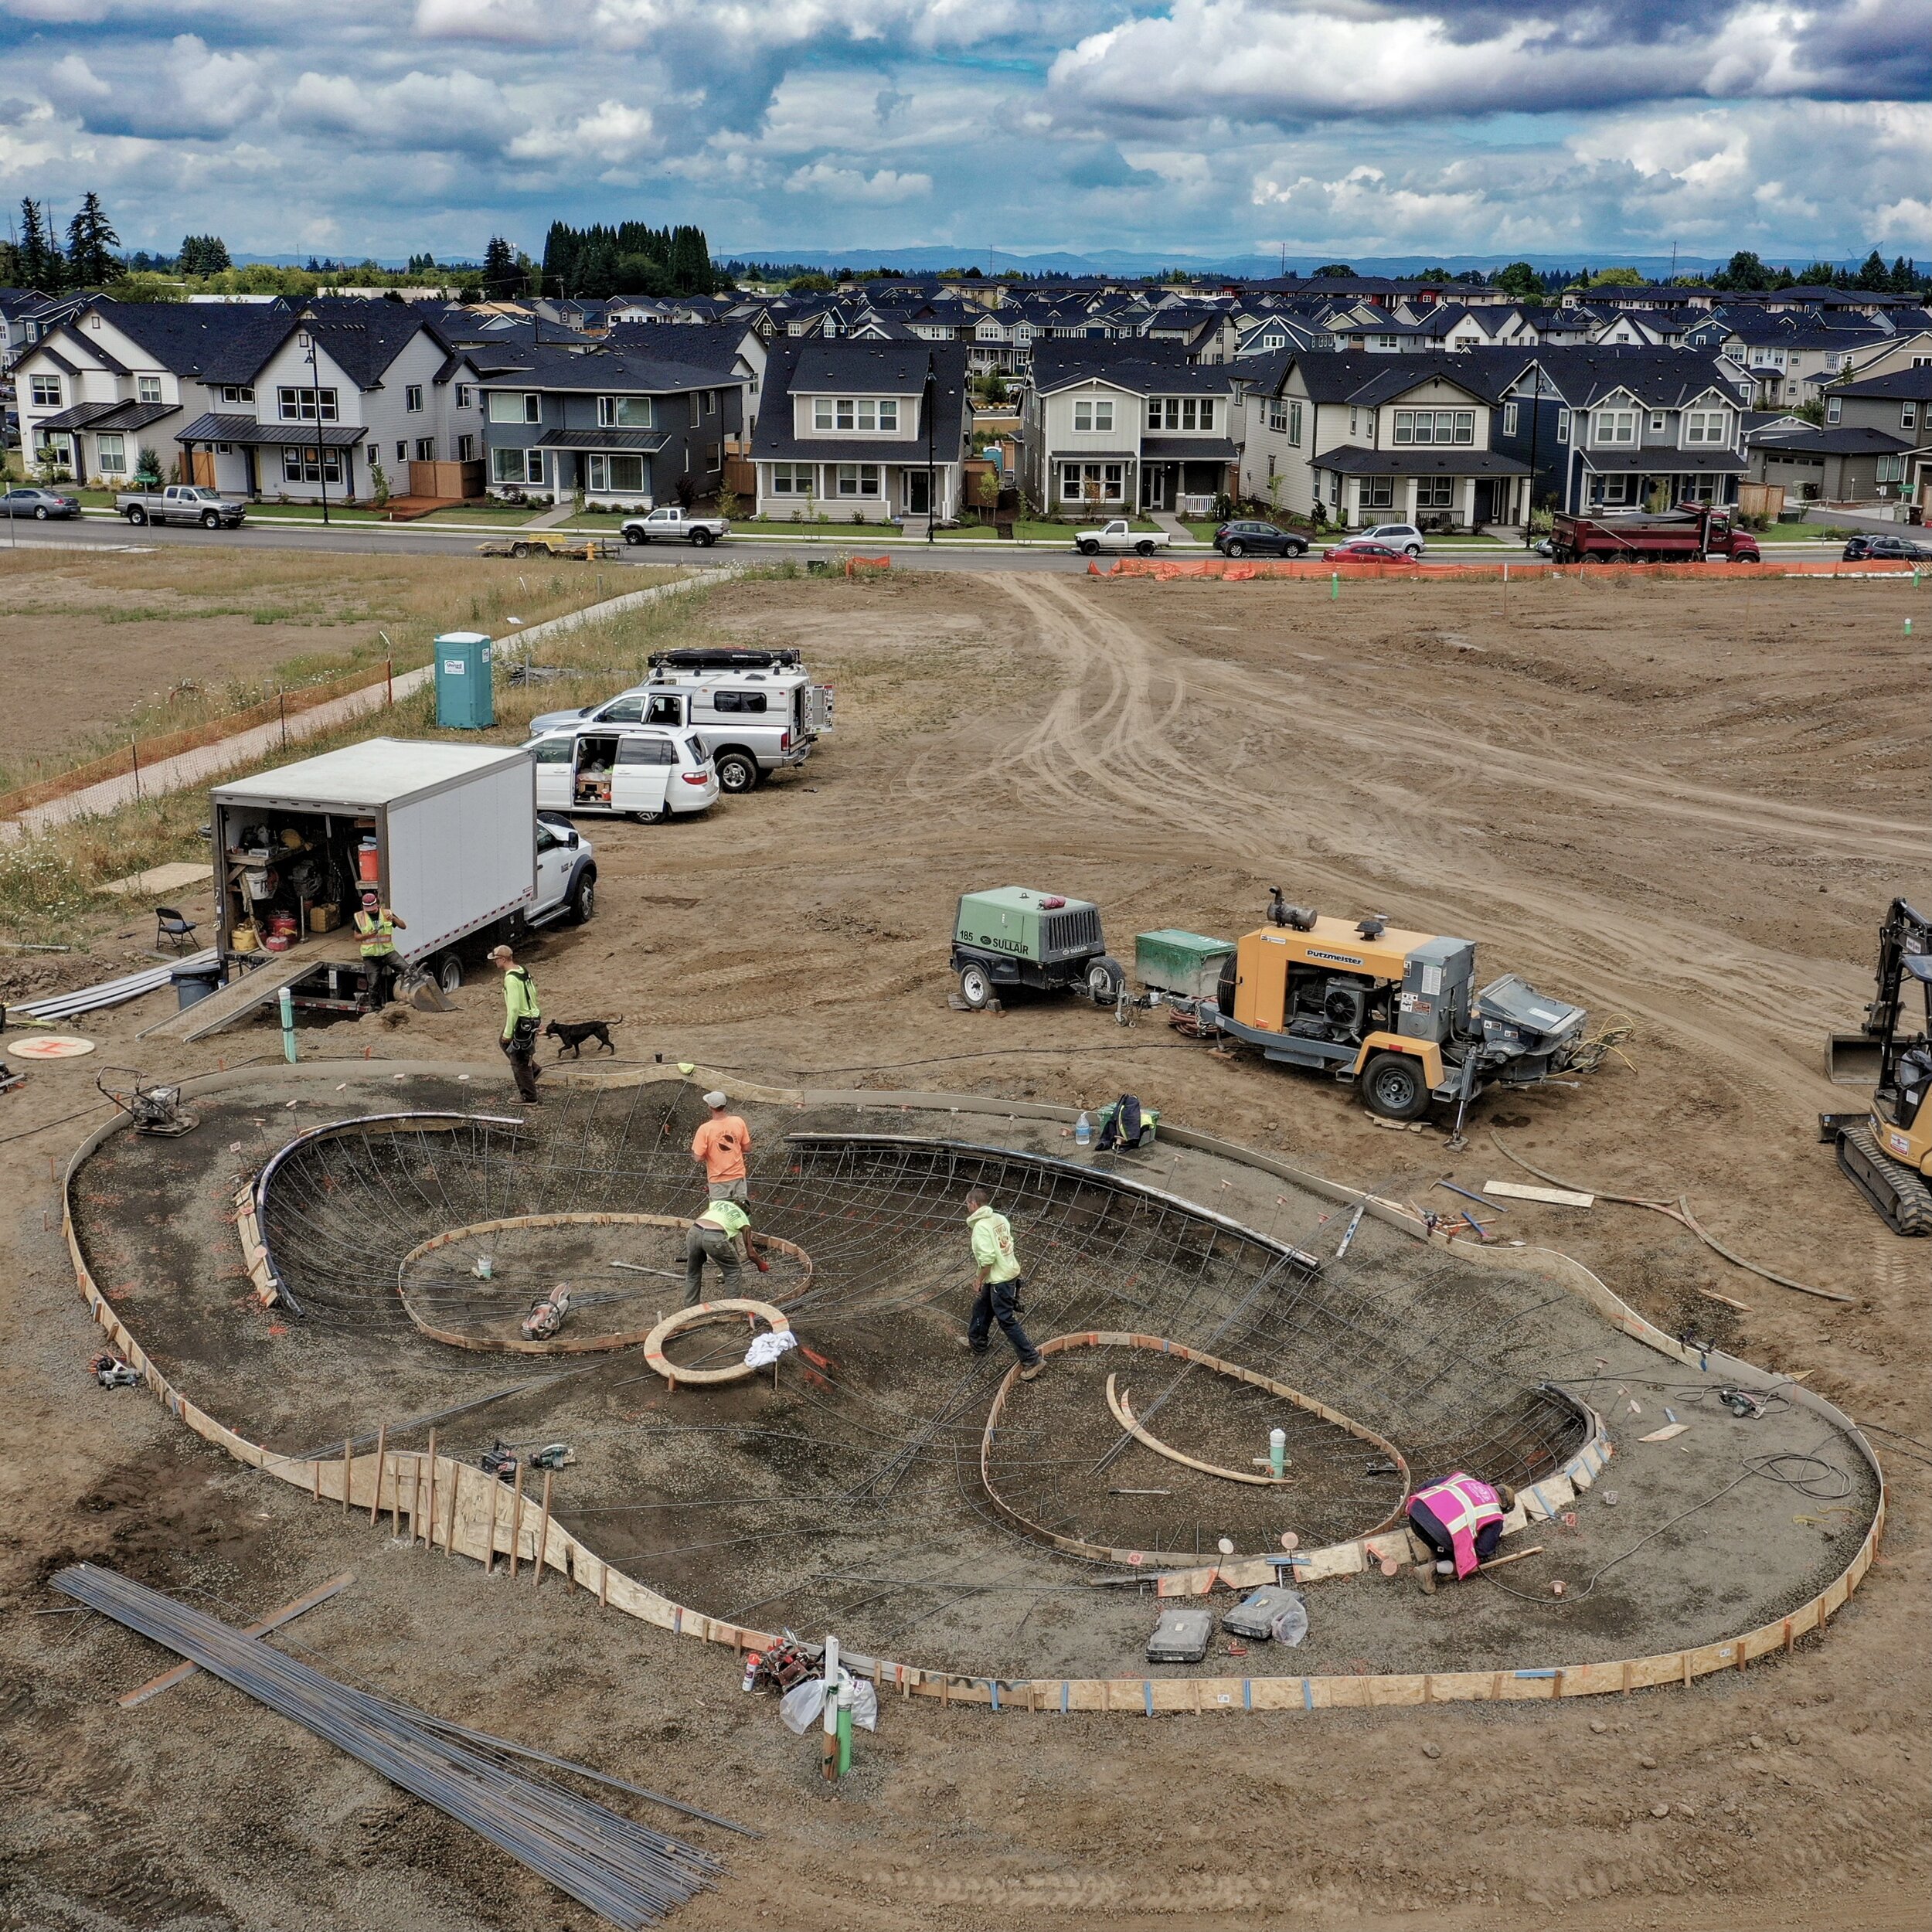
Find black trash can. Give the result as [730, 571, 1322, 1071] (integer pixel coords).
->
[171, 961, 221, 1012]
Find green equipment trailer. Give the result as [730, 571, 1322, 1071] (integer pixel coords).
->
[951, 887, 1123, 1010]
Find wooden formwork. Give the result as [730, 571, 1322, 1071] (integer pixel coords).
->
[66, 1062, 1886, 1717]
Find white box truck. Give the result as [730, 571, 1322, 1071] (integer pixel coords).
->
[201, 738, 596, 1022]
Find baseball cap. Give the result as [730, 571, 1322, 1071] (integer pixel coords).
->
[702, 1090, 728, 1108]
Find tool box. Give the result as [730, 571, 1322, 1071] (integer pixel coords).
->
[1145, 1607, 1213, 1664]
[1220, 1585, 1302, 1641]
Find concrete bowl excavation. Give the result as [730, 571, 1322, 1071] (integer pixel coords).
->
[66, 1064, 1882, 1713]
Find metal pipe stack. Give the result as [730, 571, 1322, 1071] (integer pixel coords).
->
[53, 1564, 726, 1929]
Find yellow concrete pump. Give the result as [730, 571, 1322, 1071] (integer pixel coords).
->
[1185, 889, 1590, 1124]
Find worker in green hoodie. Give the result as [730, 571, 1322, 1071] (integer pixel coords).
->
[961, 1185, 1044, 1379]
[490, 944, 543, 1104]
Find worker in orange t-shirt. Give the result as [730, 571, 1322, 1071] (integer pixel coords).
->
[692, 1090, 753, 1203]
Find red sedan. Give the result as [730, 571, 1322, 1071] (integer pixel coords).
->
[1320, 539, 1420, 563]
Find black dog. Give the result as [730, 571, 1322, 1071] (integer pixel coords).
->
[544, 1017, 622, 1058]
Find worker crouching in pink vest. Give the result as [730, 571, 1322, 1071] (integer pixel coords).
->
[1407, 1471, 1515, 1593]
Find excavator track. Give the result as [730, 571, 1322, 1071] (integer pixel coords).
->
[1837, 1123, 1932, 1236]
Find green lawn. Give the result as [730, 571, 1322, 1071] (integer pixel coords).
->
[730, 515, 900, 535]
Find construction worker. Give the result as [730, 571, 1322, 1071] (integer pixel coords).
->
[1407, 1472, 1516, 1593]
[685, 1196, 768, 1305]
[354, 888, 406, 1003]
[961, 1185, 1044, 1379]
[490, 944, 543, 1104]
[691, 1090, 752, 1203]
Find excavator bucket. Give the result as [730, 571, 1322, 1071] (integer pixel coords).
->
[1826, 1032, 1883, 1083]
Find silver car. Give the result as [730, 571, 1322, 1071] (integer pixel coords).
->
[1355, 522, 1427, 557]
[3, 485, 82, 520]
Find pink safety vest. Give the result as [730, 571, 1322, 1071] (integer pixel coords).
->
[1409, 1471, 1504, 1578]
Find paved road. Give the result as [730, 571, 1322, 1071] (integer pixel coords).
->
[2, 513, 1849, 573]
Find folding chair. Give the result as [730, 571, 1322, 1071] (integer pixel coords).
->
[155, 906, 199, 951]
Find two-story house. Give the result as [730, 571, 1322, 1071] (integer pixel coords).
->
[476, 342, 750, 508]
[1022, 346, 1237, 515]
[15, 297, 484, 502]
[749, 339, 971, 522]
[1492, 349, 1753, 514]
[1815, 364, 1932, 504]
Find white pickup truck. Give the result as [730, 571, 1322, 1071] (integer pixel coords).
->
[621, 506, 730, 547]
[117, 485, 248, 529]
[1073, 519, 1171, 557]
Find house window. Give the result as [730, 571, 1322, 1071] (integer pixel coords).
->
[405, 385, 424, 413]
[94, 434, 126, 474]
[455, 385, 473, 409]
[834, 464, 880, 498]
[1416, 477, 1454, 509]
[1685, 410, 1731, 444]
[1905, 404, 1919, 431]
[1146, 397, 1215, 431]
[1267, 400, 1287, 433]
[395, 441, 407, 464]
[282, 445, 344, 485]
[1590, 474, 1631, 505]
[489, 447, 544, 485]
[1360, 477, 1395, 510]
[1649, 413, 1666, 433]
[587, 452, 647, 493]
[1877, 455, 1906, 483]
[1060, 462, 1124, 502]
[598, 396, 654, 428]
[1502, 401, 1519, 436]
[769, 463, 813, 496]
[414, 437, 434, 461]
[29, 375, 61, 407]
[1376, 334, 1399, 350]
[455, 434, 474, 461]
[704, 389, 718, 417]
[487, 392, 541, 423]
[277, 386, 339, 422]
[220, 385, 254, 406]
[1392, 410, 1475, 446]
[814, 398, 897, 432]
[137, 375, 163, 404]
[1287, 400, 1302, 445]
[1349, 406, 1359, 436]
[1594, 409, 1637, 445]
[1073, 399, 1116, 433]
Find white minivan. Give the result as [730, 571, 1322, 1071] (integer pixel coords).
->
[524, 725, 719, 823]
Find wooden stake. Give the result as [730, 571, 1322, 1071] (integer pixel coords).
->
[485, 1471, 499, 1575]
[342, 1436, 352, 1514]
[532, 1470, 553, 1588]
[598, 1560, 608, 1607]
[442, 1463, 457, 1558]
[1475, 1543, 1544, 1573]
[423, 1430, 437, 1548]
[369, 1424, 386, 1527]
[311, 1459, 321, 1502]
[509, 1461, 526, 1580]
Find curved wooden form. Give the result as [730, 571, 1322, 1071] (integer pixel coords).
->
[641, 1298, 792, 1387]
[391, 1213, 811, 1356]
[66, 1061, 1887, 1719]
[1105, 1377, 1294, 1488]
[981, 1331, 1410, 1569]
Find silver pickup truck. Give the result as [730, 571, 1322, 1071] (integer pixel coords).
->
[621, 505, 729, 547]
[117, 485, 248, 529]
[1074, 517, 1171, 557]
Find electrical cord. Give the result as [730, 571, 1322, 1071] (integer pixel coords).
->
[1480, 1448, 1856, 1607]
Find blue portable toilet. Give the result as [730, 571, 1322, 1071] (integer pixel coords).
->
[434, 631, 495, 730]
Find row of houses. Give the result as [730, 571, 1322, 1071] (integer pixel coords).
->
[10, 285, 1928, 526]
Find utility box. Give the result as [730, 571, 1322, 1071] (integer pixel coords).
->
[434, 631, 495, 730]
[1135, 928, 1236, 1002]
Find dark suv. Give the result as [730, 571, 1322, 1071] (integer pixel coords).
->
[1213, 519, 1310, 558]
[1842, 532, 1929, 561]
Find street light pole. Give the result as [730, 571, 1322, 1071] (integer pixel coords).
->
[925, 352, 937, 546]
[306, 332, 332, 526]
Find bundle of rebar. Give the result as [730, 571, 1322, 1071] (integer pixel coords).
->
[52, 1564, 726, 1929]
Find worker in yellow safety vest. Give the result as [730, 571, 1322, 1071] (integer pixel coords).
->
[961, 1185, 1045, 1379]
[489, 944, 543, 1104]
[354, 888, 406, 1002]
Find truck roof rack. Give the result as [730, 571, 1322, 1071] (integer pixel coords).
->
[648, 647, 804, 672]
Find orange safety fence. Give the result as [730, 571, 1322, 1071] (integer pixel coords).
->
[844, 555, 892, 576]
[0, 660, 396, 820]
[1099, 556, 1925, 585]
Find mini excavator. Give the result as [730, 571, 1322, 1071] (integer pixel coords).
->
[1822, 898, 1932, 1236]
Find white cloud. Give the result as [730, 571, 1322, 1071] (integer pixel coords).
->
[282, 66, 525, 151]
[509, 98, 657, 163]
[786, 160, 932, 200]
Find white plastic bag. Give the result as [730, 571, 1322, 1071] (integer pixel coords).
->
[1270, 1597, 1309, 1648]
[778, 1675, 826, 1736]
[745, 1328, 799, 1370]
[849, 1678, 878, 1733]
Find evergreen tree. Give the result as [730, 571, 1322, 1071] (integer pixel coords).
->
[19, 198, 63, 291]
[1854, 248, 1889, 291]
[1311, 263, 1355, 277]
[481, 235, 519, 298]
[65, 192, 122, 285]
[178, 234, 231, 276]
[1713, 249, 1771, 291]
[1890, 255, 1917, 294]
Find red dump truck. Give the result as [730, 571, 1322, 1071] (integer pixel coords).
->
[1549, 505, 1760, 564]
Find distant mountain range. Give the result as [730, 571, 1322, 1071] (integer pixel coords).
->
[713, 247, 1818, 279]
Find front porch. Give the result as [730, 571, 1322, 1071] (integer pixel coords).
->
[1573, 451, 1745, 513]
[525, 429, 673, 511]
[756, 458, 960, 523]
[1313, 447, 1532, 532]
[175, 413, 366, 504]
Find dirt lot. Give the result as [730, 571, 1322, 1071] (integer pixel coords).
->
[2, 566, 1927, 1931]
[0, 546, 658, 791]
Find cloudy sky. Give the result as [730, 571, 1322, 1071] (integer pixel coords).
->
[2, 1, 1927, 264]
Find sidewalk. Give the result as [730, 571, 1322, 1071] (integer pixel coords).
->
[521, 500, 583, 529]
[1148, 511, 1192, 541]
